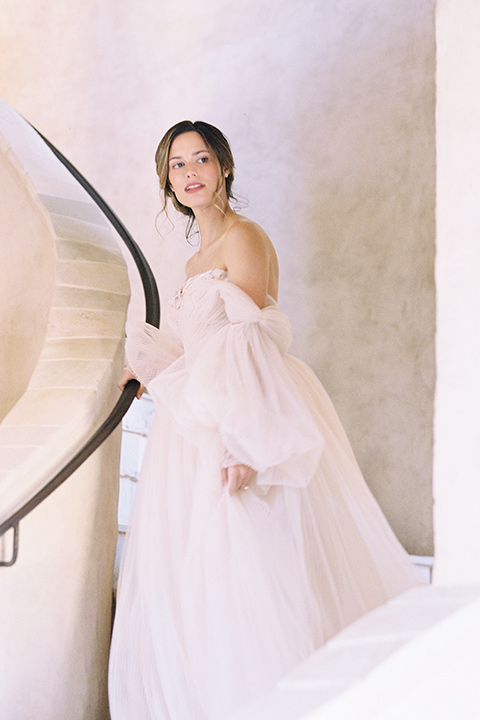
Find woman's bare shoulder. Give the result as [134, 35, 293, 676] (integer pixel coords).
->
[225, 216, 275, 256]
[223, 216, 279, 304]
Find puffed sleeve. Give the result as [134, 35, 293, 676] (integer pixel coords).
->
[125, 320, 183, 386]
[181, 282, 324, 488]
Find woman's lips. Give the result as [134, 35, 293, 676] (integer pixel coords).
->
[185, 183, 205, 193]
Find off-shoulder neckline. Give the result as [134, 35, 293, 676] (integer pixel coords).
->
[171, 268, 277, 310]
[184, 268, 227, 283]
[181, 268, 228, 292]
[169, 269, 228, 309]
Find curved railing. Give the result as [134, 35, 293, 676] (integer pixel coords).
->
[0, 125, 160, 566]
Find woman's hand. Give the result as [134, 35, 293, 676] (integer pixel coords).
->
[221, 464, 257, 495]
[118, 367, 146, 399]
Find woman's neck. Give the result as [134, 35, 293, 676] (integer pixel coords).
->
[194, 203, 236, 249]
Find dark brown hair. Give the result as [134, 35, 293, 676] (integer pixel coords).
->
[155, 120, 235, 237]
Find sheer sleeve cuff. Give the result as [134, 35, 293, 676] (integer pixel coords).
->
[125, 321, 183, 387]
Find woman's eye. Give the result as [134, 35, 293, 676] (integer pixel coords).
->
[172, 162, 184, 169]
[197, 156, 208, 164]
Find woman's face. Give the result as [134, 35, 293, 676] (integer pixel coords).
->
[168, 131, 224, 210]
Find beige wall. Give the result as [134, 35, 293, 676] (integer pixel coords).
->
[434, 0, 480, 584]
[0, 0, 436, 554]
[1, 441, 121, 720]
[0, 146, 56, 422]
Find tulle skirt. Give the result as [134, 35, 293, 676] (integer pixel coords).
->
[108, 355, 419, 720]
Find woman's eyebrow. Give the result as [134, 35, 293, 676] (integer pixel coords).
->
[169, 150, 210, 162]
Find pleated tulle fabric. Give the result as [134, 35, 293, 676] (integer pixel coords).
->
[109, 270, 420, 720]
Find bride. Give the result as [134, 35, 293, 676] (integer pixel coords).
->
[108, 120, 419, 720]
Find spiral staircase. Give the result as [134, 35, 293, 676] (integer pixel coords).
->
[1, 97, 479, 720]
[0, 98, 157, 720]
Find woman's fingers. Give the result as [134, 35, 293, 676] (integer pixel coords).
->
[118, 368, 145, 399]
[117, 368, 135, 391]
[135, 383, 146, 399]
[224, 465, 257, 495]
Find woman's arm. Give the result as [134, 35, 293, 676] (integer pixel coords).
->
[219, 222, 278, 492]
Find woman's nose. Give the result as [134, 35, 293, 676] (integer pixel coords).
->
[185, 163, 197, 176]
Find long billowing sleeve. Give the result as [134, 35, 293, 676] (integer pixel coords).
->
[152, 280, 324, 489]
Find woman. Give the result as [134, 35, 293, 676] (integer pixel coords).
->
[108, 121, 419, 720]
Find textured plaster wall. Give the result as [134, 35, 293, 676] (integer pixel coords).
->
[434, 0, 480, 584]
[0, 0, 436, 554]
[0, 148, 56, 422]
[1, 444, 120, 720]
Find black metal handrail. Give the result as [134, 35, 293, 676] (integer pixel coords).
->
[0, 123, 160, 566]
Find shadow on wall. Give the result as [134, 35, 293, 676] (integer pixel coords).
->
[287, 3, 436, 556]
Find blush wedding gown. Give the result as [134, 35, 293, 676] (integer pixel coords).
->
[108, 269, 419, 720]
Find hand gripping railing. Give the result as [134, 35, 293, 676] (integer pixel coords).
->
[0, 125, 160, 566]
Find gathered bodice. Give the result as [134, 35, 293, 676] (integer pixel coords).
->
[167, 269, 292, 359]
[168, 269, 231, 354]
[169, 268, 229, 310]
